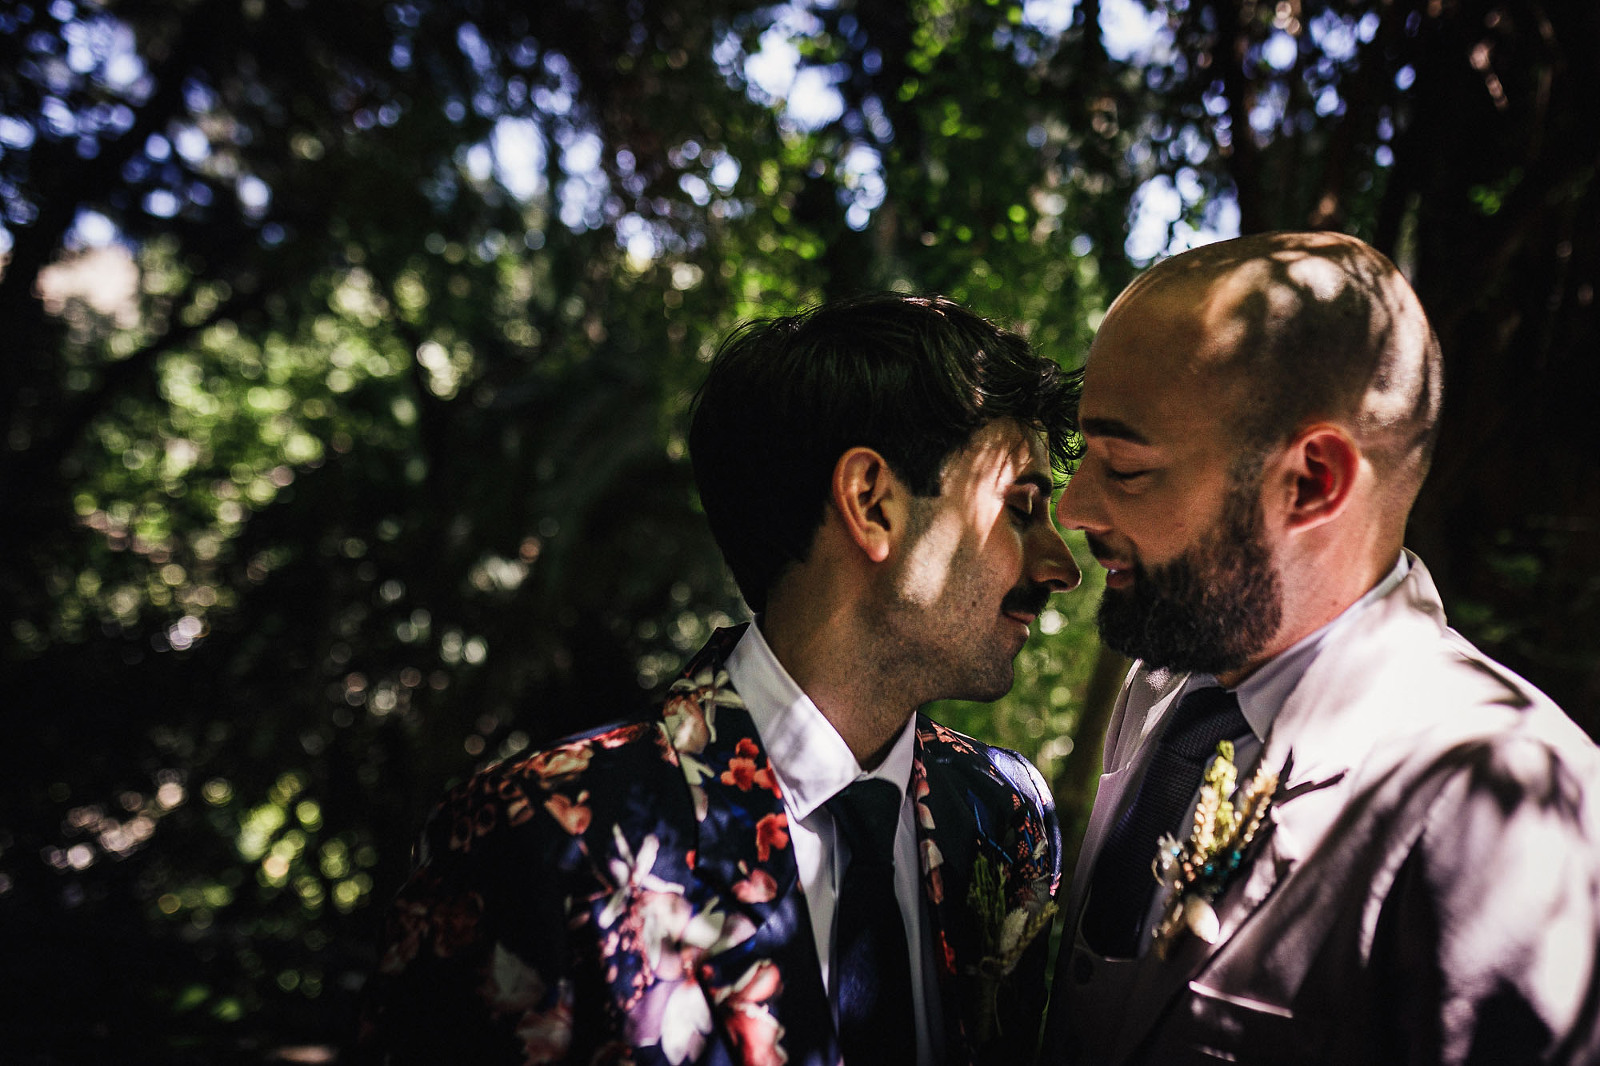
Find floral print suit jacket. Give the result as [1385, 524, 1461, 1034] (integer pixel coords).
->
[360, 626, 1061, 1065]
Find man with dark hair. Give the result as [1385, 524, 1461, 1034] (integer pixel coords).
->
[1043, 232, 1600, 1064]
[361, 294, 1082, 1065]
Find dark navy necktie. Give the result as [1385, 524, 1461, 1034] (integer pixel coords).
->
[1081, 686, 1249, 958]
[827, 778, 916, 1063]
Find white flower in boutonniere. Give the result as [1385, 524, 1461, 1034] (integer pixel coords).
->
[966, 850, 1058, 1043]
[1150, 739, 1279, 959]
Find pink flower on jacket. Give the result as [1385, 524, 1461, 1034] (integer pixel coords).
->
[936, 928, 958, 977]
[522, 744, 593, 787]
[920, 719, 980, 757]
[632, 886, 757, 978]
[543, 790, 591, 836]
[663, 662, 743, 755]
[720, 738, 779, 794]
[1008, 833, 1055, 907]
[715, 960, 786, 1066]
[659, 981, 714, 1064]
[633, 890, 696, 974]
[482, 943, 574, 1065]
[595, 721, 655, 749]
[920, 838, 946, 905]
[733, 867, 778, 904]
[913, 767, 936, 831]
[598, 826, 682, 930]
[663, 692, 716, 755]
[496, 778, 536, 827]
[621, 889, 757, 1065]
[754, 813, 789, 863]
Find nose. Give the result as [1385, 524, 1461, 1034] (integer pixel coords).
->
[1029, 513, 1081, 593]
[1054, 462, 1107, 536]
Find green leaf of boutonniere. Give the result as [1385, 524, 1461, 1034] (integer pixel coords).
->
[1150, 740, 1279, 959]
[966, 852, 1058, 1043]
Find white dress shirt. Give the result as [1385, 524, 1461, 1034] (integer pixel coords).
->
[725, 623, 942, 1066]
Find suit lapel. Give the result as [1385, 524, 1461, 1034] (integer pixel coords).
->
[912, 722, 988, 1062]
[660, 628, 839, 1066]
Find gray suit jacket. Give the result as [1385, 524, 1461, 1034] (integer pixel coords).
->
[1044, 553, 1600, 1065]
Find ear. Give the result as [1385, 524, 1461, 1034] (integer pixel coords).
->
[831, 447, 907, 564]
[1282, 424, 1360, 532]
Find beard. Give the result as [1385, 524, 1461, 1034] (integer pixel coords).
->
[1094, 477, 1282, 676]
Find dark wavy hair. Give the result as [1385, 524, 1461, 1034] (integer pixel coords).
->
[688, 293, 1082, 614]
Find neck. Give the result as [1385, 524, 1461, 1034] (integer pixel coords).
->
[1215, 539, 1400, 688]
[760, 596, 919, 772]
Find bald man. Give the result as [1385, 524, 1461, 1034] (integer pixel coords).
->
[1042, 232, 1600, 1065]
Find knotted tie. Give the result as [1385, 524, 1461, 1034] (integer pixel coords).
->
[827, 778, 916, 1063]
[1081, 686, 1249, 958]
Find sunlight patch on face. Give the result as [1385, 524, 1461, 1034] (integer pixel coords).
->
[893, 503, 962, 611]
[894, 421, 1042, 608]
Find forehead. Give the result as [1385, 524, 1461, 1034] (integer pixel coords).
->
[944, 419, 1052, 486]
[1078, 283, 1244, 449]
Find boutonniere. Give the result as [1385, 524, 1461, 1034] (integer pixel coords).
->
[966, 851, 1058, 1043]
[1150, 739, 1279, 959]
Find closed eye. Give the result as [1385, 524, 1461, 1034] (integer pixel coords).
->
[1007, 486, 1045, 526]
[1106, 468, 1149, 483]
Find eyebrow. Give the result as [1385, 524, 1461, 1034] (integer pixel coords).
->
[1079, 416, 1151, 445]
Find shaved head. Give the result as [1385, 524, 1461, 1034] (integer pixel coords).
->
[1109, 231, 1443, 503]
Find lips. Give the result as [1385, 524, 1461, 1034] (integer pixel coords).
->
[1001, 598, 1040, 642]
[1094, 556, 1135, 590]
[1086, 536, 1135, 588]
[1001, 611, 1035, 647]
[1002, 591, 1051, 646]
[1000, 584, 1051, 628]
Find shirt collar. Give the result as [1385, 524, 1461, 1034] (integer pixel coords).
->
[724, 622, 916, 822]
[1184, 552, 1411, 740]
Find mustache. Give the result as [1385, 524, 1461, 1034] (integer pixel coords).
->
[1001, 583, 1054, 619]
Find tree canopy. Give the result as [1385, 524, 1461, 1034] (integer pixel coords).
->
[1, 0, 1594, 1059]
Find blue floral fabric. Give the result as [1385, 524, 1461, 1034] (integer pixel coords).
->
[360, 626, 1060, 1065]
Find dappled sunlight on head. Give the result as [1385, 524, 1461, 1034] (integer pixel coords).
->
[1119, 231, 1442, 495]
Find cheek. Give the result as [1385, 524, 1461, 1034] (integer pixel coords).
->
[896, 524, 965, 605]
[1114, 495, 1199, 565]
[950, 531, 1011, 602]
[1151, 515, 1195, 556]
[989, 536, 1032, 598]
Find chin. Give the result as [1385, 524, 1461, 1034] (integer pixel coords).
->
[956, 668, 1015, 705]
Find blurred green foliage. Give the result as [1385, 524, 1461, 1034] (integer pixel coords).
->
[0, 0, 1595, 1060]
